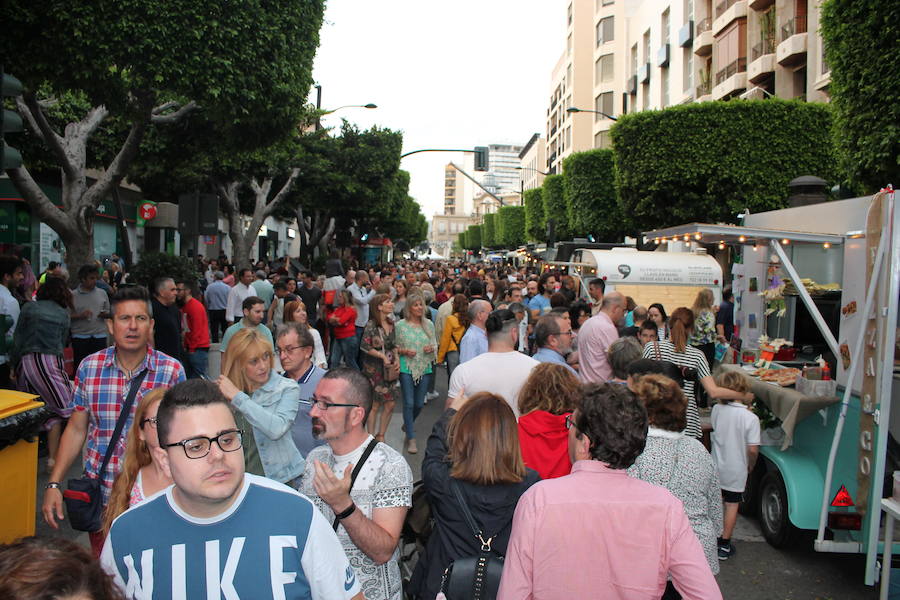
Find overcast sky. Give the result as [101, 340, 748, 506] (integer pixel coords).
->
[311, 0, 567, 219]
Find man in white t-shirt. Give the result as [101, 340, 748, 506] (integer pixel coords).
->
[448, 308, 539, 417]
[101, 379, 361, 600]
[300, 368, 413, 600]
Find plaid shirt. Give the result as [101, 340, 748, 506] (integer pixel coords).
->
[70, 345, 185, 504]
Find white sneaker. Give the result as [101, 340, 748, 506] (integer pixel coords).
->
[426, 391, 439, 400]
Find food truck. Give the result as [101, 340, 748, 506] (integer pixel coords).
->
[644, 188, 899, 590]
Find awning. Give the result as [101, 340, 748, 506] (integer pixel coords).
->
[642, 222, 846, 246]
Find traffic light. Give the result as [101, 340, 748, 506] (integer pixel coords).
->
[473, 146, 489, 171]
[1, 69, 23, 170]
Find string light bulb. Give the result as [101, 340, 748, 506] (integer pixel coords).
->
[823, 242, 831, 249]
[694, 233, 702, 241]
[718, 241, 726, 250]
[738, 235, 746, 243]
[752, 245, 759, 252]
[683, 234, 690, 242]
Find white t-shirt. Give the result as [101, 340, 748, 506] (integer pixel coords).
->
[710, 402, 761, 492]
[448, 351, 540, 417]
[300, 437, 413, 600]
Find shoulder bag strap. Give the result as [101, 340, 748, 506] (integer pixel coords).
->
[450, 478, 513, 553]
[653, 340, 661, 361]
[332, 437, 379, 530]
[97, 368, 148, 478]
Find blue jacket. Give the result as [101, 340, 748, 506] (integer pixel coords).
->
[11, 300, 70, 369]
[231, 370, 305, 484]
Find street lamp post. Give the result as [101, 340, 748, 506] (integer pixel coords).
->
[313, 85, 377, 131]
[566, 106, 618, 121]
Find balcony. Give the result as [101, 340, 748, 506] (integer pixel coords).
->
[748, 38, 776, 83]
[713, 57, 748, 99]
[713, 0, 747, 36]
[777, 15, 808, 66]
[657, 44, 670, 67]
[696, 80, 712, 102]
[638, 63, 651, 84]
[626, 74, 637, 94]
[678, 21, 693, 47]
[693, 18, 713, 56]
[749, 0, 774, 10]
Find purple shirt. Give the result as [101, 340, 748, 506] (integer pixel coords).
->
[498, 460, 722, 600]
[576, 311, 618, 383]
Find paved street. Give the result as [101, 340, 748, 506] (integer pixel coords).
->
[32, 347, 878, 598]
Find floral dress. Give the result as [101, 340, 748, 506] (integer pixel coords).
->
[360, 320, 400, 404]
[689, 310, 717, 346]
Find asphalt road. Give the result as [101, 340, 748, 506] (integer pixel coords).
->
[31, 347, 879, 598]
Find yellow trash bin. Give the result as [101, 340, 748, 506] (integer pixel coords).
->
[0, 390, 45, 544]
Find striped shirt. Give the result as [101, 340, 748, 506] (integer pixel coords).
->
[71, 346, 186, 504]
[642, 340, 711, 439]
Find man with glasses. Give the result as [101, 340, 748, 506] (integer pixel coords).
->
[448, 309, 539, 417]
[101, 379, 362, 600]
[299, 368, 412, 600]
[277, 322, 326, 458]
[532, 315, 577, 375]
[43, 286, 185, 554]
[219, 296, 274, 354]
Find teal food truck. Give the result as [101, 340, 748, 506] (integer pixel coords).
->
[645, 188, 899, 590]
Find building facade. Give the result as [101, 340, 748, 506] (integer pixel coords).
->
[518, 134, 547, 192]
[430, 213, 478, 259]
[545, 0, 830, 170]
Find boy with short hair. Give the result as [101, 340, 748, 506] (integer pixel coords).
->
[710, 370, 760, 560]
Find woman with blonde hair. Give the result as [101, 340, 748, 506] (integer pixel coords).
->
[642, 307, 753, 439]
[217, 327, 304, 486]
[102, 388, 171, 534]
[409, 392, 540, 600]
[689, 288, 719, 369]
[283, 299, 327, 369]
[395, 292, 437, 454]
[517, 363, 581, 479]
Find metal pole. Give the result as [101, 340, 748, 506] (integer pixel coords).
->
[314, 85, 322, 131]
[112, 188, 133, 271]
[448, 162, 503, 207]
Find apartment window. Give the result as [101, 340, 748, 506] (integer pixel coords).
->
[643, 30, 651, 64]
[594, 130, 611, 149]
[596, 16, 614, 46]
[661, 68, 670, 107]
[565, 126, 572, 149]
[662, 9, 670, 43]
[715, 19, 747, 85]
[683, 48, 694, 92]
[595, 53, 615, 84]
[567, 33, 573, 57]
[438, 222, 447, 233]
[595, 92, 614, 120]
[631, 44, 638, 76]
[684, 0, 693, 21]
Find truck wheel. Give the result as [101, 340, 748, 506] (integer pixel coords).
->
[758, 469, 798, 548]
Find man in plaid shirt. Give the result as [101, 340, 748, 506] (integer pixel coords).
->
[42, 285, 185, 554]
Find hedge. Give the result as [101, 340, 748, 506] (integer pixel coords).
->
[541, 174, 569, 241]
[562, 148, 622, 241]
[524, 188, 545, 242]
[498, 205, 526, 248]
[821, 0, 900, 191]
[612, 99, 837, 228]
[457, 232, 466, 250]
[482, 213, 497, 248]
[465, 224, 482, 250]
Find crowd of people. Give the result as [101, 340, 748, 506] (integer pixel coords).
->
[0, 251, 763, 600]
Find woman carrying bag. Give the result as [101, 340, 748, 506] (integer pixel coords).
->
[359, 293, 400, 443]
[437, 294, 469, 378]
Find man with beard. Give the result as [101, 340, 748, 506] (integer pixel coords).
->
[101, 379, 362, 600]
[177, 279, 210, 379]
[299, 368, 412, 600]
[219, 297, 274, 354]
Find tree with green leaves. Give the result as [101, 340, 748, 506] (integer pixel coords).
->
[498, 205, 526, 248]
[1, 0, 325, 272]
[613, 100, 836, 229]
[524, 188, 546, 242]
[821, 0, 900, 191]
[541, 175, 569, 242]
[562, 149, 623, 241]
[482, 213, 497, 248]
[465, 225, 482, 250]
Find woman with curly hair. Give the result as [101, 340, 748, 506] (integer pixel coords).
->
[516, 363, 581, 479]
[102, 388, 171, 534]
[11, 276, 74, 470]
[628, 374, 723, 594]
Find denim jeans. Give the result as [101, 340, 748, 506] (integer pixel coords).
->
[445, 351, 460, 378]
[330, 336, 359, 370]
[400, 371, 431, 440]
[185, 349, 209, 379]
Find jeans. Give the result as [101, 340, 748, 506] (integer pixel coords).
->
[400, 371, 431, 440]
[330, 336, 359, 370]
[185, 348, 209, 379]
[445, 351, 460, 378]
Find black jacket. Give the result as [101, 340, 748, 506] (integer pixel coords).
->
[151, 296, 183, 363]
[410, 409, 540, 600]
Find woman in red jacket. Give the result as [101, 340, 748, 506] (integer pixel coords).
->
[327, 289, 358, 369]
[516, 363, 581, 479]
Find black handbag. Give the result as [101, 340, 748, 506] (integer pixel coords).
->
[63, 369, 147, 532]
[439, 480, 508, 600]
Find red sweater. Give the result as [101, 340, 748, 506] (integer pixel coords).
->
[328, 306, 357, 339]
[517, 410, 572, 480]
[181, 297, 210, 350]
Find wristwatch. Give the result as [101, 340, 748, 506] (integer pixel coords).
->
[335, 502, 356, 520]
[45, 482, 61, 490]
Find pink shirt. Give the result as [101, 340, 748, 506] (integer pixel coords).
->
[498, 460, 722, 600]
[576, 311, 618, 383]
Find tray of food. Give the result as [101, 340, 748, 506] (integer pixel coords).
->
[751, 367, 802, 387]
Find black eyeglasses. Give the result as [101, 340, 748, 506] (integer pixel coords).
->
[310, 398, 359, 411]
[140, 417, 158, 428]
[164, 429, 244, 459]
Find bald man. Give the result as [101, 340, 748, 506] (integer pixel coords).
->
[576, 292, 627, 383]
